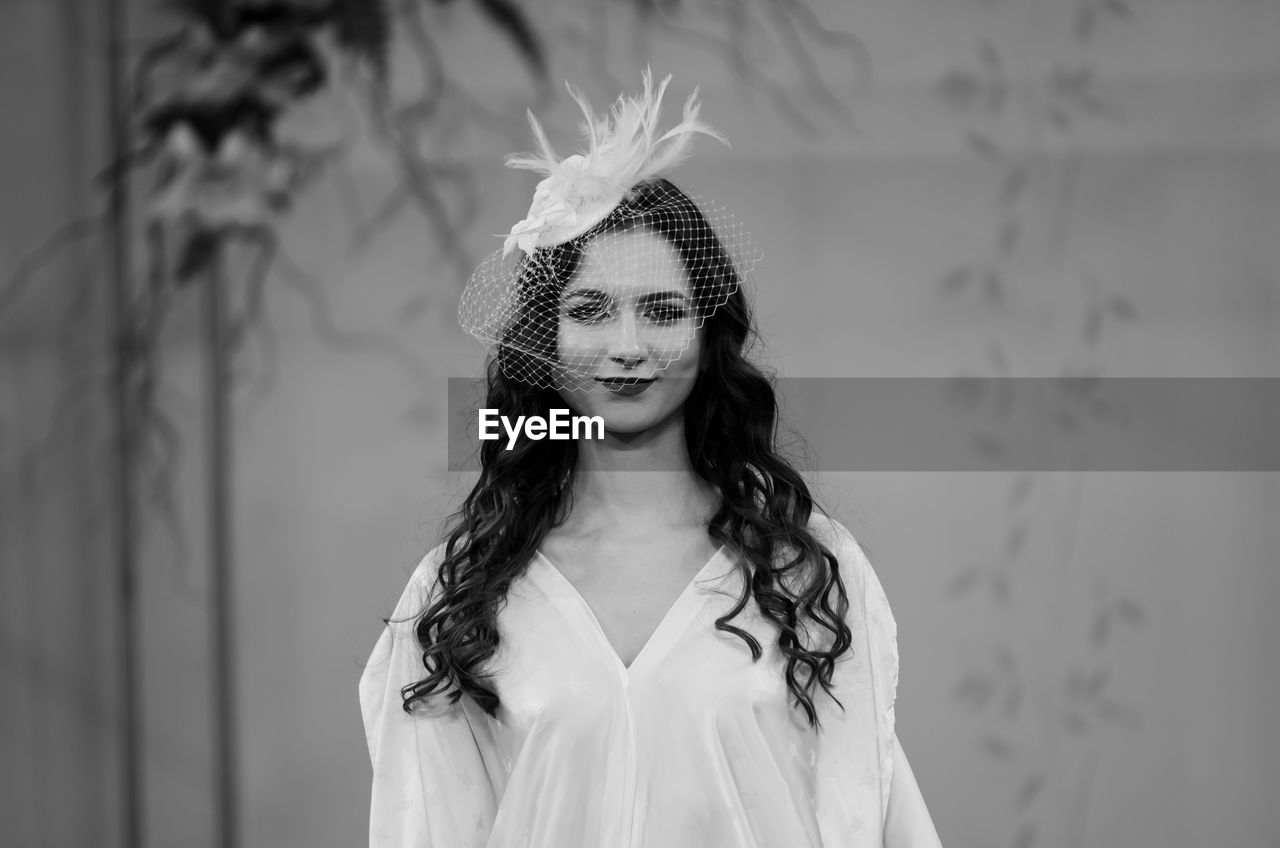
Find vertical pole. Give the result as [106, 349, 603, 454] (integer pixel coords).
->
[105, 0, 143, 844]
[205, 244, 240, 848]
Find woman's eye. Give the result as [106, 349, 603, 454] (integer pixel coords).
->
[565, 301, 610, 323]
[645, 304, 688, 323]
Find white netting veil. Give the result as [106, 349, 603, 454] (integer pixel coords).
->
[458, 70, 760, 393]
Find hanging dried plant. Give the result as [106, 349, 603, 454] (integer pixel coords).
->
[127, 0, 380, 280]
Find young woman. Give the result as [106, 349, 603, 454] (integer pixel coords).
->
[360, 71, 943, 848]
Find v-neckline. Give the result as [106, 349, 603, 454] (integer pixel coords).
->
[534, 544, 728, 679]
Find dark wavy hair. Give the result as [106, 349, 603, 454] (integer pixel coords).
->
[402, 178, 855, 728]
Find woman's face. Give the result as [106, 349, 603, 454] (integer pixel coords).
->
[554, 227, 702, 435]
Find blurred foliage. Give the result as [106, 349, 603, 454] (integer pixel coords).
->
[1, 0, 868, 583]
[934, 3, 1145, 848]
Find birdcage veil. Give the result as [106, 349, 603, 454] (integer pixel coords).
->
[458, 69, 760, 392]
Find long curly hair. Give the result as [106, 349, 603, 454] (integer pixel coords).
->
[402, 178, 855, 728]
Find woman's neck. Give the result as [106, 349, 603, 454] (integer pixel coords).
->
[566, 412, 716, 532]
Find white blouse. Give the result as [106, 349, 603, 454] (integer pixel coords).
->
[360, 515, 937, 847]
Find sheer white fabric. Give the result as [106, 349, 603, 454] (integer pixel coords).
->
[359, 515, 938, 847]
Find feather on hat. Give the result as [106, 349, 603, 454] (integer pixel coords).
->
[500, 68, 728, 257]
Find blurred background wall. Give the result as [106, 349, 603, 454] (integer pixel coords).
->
[1, 1, 1276, 847]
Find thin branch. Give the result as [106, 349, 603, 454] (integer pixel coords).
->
[586, 0, 628, 98]
[127, 27, 192, 113]
[360, 16, 477, 280]
[54, 246, 107, 364]
[776, 0, 873, 92]
[722, 0, 755, 79]
[762, 0, 855, 126]
[234, 285, 283, 414]
[0, 216, 103, 322]
[224, 230, 281, 411]
[272, 249, 433, 387]
[135, 389, 198, 595]
[326, 158, 370, 235]
[349, 184, 412, 253]
[223, 227, 278, 354]
[394, 5, 447, 126]
[648, 6, 820, 134]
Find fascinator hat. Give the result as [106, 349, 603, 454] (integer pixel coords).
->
[458, 69, 760, 392]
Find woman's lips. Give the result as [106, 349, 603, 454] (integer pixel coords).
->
[596, 377, 656, 395]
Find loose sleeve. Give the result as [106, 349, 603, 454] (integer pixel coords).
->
[358, 545, 499, 848]
[884, 733, 945, 847]
[810, 517, 901, 846]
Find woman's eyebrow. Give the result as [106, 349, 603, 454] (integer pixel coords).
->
[561, 289, 609, 304]
[636, 290, 691, 305]
[561, 289, 689, 307]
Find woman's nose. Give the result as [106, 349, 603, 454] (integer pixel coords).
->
[607, 309, 646, 366]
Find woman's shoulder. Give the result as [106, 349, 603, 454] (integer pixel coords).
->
[805, 511, 867, 561]
[808, 511, 897, 631]
[387, 540, 452, 620]
[804, 511, 877, 593]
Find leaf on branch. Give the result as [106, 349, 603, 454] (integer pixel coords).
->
[994, 644, 1017, 676]
[1000, 167, 1029, 205]
[965, 131, 1003, 162]
[977, 39, 1002, 76]
[1061, 710, 1087, 735]
[946, 567, 983, 597]
[974, 432, 1007, 461]
[1014, 773, 1043, 811]
[1103, 0, 1133, 19]
[1083, 302, 1104, 343]
[1083, 668, 1110, 699]
[95, 143, 161, 187]
[985, 80, 1008, 116]
[1002, 686, 1021, 718]
[980, 734, 1015, 760]
[1116, 596, 1146, 626]
[997, 219, 1021, 256]
[331, 0, 392, 77]
[1107, 294, 1138, 320]
[634, 0, 682, 18]
[946, 371, 987, 407]
[940, 265, 973, 294]
[1096, 698, 1139, 727]
[255, 37, 329, 99]
[1008, 473, 1035, 505]
[1005, 523, 1026, 556]
[981, 269, 1004, 304]
[403, 397, 436, 429]
[231, 2, 333, 32]
[1092, 608, 1112, 646]
[175, 230, 220, 283]
[474, 0, 548, 80]
[1075, 5, 1097, 43]
[160, 0, 232, 28]
[935, 70, 985, 111]
[952, 671, 996, 711]
[398, 292, 433, 323]
[989, 570, 1011, 605]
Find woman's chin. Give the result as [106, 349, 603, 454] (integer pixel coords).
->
[596, 412, 665, 438]
[591, 402, 687, 442]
